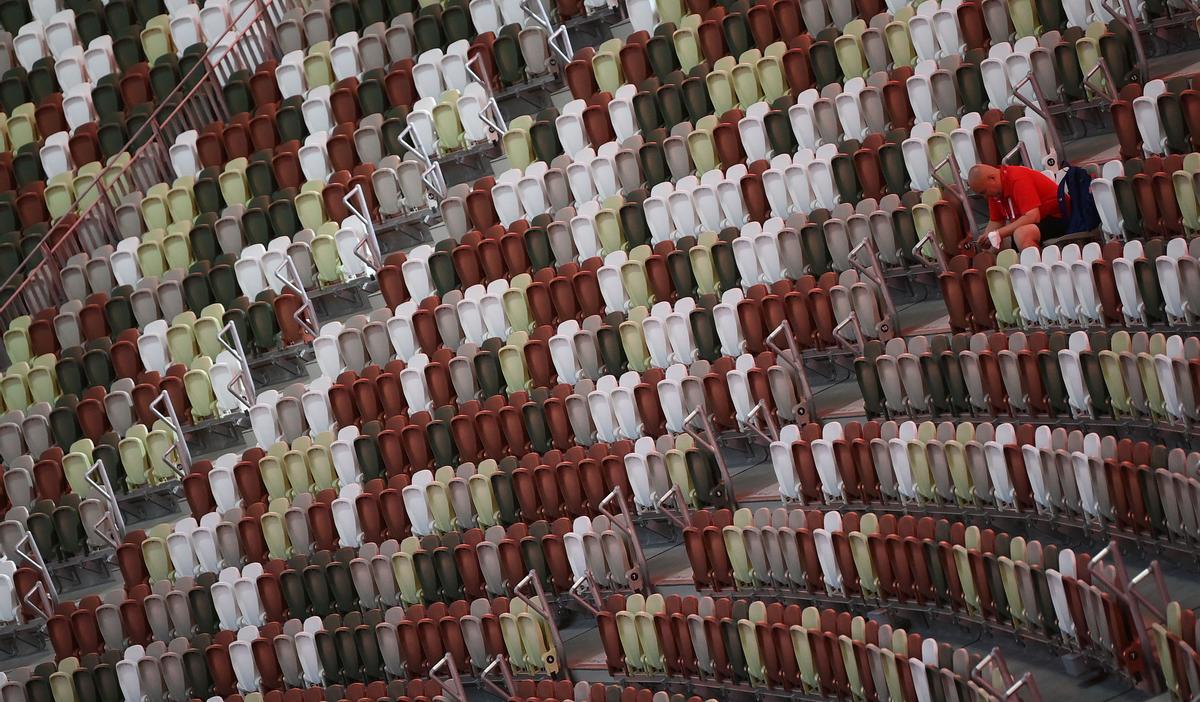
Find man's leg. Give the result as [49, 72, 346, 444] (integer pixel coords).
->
[1013, 224, 1042, 250]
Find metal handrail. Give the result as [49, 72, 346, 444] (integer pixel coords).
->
[0, 0, 294, 322]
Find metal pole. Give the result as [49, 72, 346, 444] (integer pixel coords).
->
[1001, 142, 1032, 168]
[598, 486, 652, 592]
[20, 579, 53, 622]
[83, 458, 126, 543]
[273, 257, 320, 338]
[832, 312, 866, 355]
[971, 648, 1044, 702]
[344, 184, 384, 273]
[683, 408, 740, 509]
[743, 401, 779, 443]
[465, 54, 509, 137]
[513, 571, 571, 681]
[1009, 74, 1066, 170]
[1100, 0, 1149, 83]
[428, 654, 467, 702]
[397, 125, 447, 199]
[478, 656, 518, 700]
[931, 150, 979, 242]
[218, 321, 257, 409]
[566, 574, 603, 614]
[520, 0, 574, 66]
[652, 484, 692, 530]
[913, 232, 950, 272]
[849, 235, 898, 335]
[765, 320, 817, 423]
[150, 390, 192, 477]
[1086, 541, 1168, 692]
[15, 533, 57, 604]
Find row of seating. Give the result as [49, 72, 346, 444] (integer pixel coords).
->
[680, 507, 1181, 690]
[767, 419, 1197, 544]
[1092, 156, 1200, 242]
[180, 372, 736, 509]
[0, 284, 303, 375]
[268, 0, 552, 79]
[568, 4, 1133, 118]
[1112, 78, 1200, 160]
[0, 654, 461, 702]
[856, 329, 1200, 427]
[0, 408, 184, 495]
[501, 78, 1045, 191]
[47, 594, 561, 687]
[596, 592, 1013, 700]
[326, 277, 884, 387]
[950, 236, 1200, 332]
[123, 512, 640, 612]
[202, 413, 635, 502]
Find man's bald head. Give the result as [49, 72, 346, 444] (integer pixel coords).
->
[968, 164, 1002, 197]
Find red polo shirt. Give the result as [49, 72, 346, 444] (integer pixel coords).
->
[986, 165, 1063, 223]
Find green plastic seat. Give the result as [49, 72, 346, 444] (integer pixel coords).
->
[357, 74, 388, 116]
[247, 153, 277, 196]
[105, 295, 137, 335]
[442, 4, 473, 42]
[112, 32, 146, 71]
[248, 299, 280, 351]
[76, 8, 106, 46]
[360, 0, 387, 25]
[223, 71, 255, 115]
[267, 198, 299, 240]
[354, 434, 385, 481]
[493, 30, 524, 86]
[470, 348, 501, 397]
[28, 505, 57, 560]
[0, 68, 28, 113]
[331, 0, 362, 35]
[276, 98, 307, 143]
[28, 58, 59, 102]
[53, 503, 86, 557]
[149, 55, 180, 102]
[490, 470, 520, 524]
[241, 199, 272, 247]
[413, 12, 444, 55]
[0, 0, 32, 34]
[528, 118, 561, 165]
[327, 559, 358, 612]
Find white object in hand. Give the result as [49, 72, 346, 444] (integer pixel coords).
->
[986, 231, 1003, 249]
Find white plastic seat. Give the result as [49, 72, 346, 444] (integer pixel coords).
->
[169, 5, 203, 54]
[14, 22, 48, 71]
[276, 50, 307, 98]
[412, 49, 444, 100]
[171, 130, 201, 179]
[44, 10, 77, 59]
[53, 44, 86, 87]
[469, 0, 503, 34]
[200, 0, 233, 43]
[83, 35, 116, 80]
[39, 131, 72, 179]
[331, 31, 362, 81]
[299, 132, 333, 181]
[301, 84, 334, 134]
[62, 82, 96, 131]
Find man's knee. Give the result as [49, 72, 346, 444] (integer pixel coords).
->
[1014, 225, 1041, 250]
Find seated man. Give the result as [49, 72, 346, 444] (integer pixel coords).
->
[967, 164, 1066, 250]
